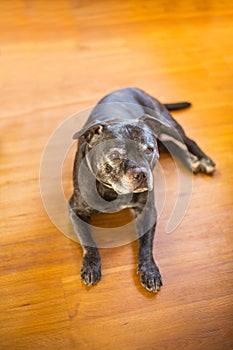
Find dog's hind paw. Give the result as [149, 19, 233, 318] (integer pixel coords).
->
[190, 154, 216, 175]
[190, 154, 201, 174]
[199, 157, 216, 174]
[137, 261, 163, 293]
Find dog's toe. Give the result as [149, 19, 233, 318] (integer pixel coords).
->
[199, 158, 216, 175]
[190, 154, 201, 174]
[138, 261, 163, 293]
[190, 154, 216, 175]
[81, 262, 101, 286]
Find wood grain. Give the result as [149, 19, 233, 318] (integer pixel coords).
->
[1, 1, 233, 349]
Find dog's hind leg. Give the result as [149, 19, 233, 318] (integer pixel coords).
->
[134, 88, 216, 174]
[182, 136, 216, 174]
[158, 133, 216, 175]
[158, 132, 194, 172]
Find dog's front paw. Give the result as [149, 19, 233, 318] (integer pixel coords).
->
[137, 260, 162, 293]
[81, 255, 101, 286]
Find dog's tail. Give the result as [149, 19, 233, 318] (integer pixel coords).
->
[163, 102, 191, 111]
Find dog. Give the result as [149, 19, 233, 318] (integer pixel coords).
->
[69, 87, 215, 293]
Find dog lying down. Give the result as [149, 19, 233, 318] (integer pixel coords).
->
[69, 87, 215, 293]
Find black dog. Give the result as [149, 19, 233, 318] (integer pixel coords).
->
[69, 87, 215, 293]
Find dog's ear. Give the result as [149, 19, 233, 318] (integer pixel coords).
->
[73, 121, 106, 144]
[139, 114, 172, 136]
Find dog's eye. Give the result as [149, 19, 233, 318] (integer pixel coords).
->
[105, 164, 113, 173]
[145, 146, 154, 154]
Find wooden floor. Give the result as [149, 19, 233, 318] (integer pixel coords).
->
[1, 1, 233, 349]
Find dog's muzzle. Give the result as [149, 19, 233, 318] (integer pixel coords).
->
[126, 167, 152, 193]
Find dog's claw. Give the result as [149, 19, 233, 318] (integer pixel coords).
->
[81, 265, 101, 286]
[199, 158, 216, 174]
[81, 257, 101, 286]
[190, 155, 216, 175]
[138, 261, 162, 293]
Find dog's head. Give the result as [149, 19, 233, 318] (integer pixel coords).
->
[73, 118, 160, 195]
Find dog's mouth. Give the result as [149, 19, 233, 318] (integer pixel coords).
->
[100, 181, 152, 194]
[133, 187, 152, 193]
[101, 181, 113, 189]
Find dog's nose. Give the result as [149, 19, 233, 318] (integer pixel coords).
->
[132, 169, 147, 182]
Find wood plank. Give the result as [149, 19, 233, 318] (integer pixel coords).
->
[1, 1, 232, 349]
